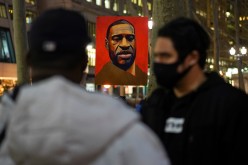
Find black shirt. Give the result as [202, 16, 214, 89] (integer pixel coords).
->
[141, 72, 248, 165]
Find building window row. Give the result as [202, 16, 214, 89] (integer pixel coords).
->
[25, 0, 36, 5]
[84, 0, 152, 13]
[8, 7, 36, 24]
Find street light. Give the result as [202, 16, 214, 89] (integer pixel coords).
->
[229, 46, 247, 91]
[229, 47, 236, 56]
[230, 46, 247, 56]
[240, 46, 247, 55]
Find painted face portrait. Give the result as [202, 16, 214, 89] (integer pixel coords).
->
[106, 21, 136, 71]
[95, 16, 148, 85]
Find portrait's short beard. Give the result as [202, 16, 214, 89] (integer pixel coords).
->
[109, 49, 136, 71]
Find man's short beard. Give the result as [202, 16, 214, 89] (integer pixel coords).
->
[109, 51, 136, 71]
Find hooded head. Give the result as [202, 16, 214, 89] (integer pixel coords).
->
[27, 8, 91, 83]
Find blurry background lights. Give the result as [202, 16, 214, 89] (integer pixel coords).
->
[229, 47, 236, 55]
[240, 46, 247, 55]
[225, 11, 231, 17]
[148, 18, 153, 30]
[229, 46, 247, 56]
[86, 44, 93, 50]
[103, 85, 111, 89]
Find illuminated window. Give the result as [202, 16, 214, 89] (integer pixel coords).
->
[132, 0, 137, 4]
[0, 28, 15, 63]
[87, 22, 96, 39]
[0, 4, 7, 18]
[113, 0, 119, 11]
[105, 0, 110, 9]
[138, 0, 142, 7]
[96, 0, 101, 6]
[8, 7, 36, 23]
[147, 2, 152, 11]
[86, 83, 95, 92]
[26, 10, 36, 24]
[86, 43, 96, 66]
[87, 47, 96, 66]
[25, 0, 35, 5]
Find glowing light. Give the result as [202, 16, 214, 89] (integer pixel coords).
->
[148, 19, 153, 29]
[103, 85, 111, 89]
[229, 47, 236, 55]
[240, 46, 247, 55]
[226, 11, 230, 17]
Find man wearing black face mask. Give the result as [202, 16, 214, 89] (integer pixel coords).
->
[141, 17, 248, 165]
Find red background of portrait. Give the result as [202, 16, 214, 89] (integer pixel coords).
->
[95, 16, 148, 75]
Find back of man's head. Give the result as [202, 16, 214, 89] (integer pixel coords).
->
[28, 8, 91, 80]
[158, 17, 210, 68]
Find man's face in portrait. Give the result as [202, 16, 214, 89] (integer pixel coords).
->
[106, 23, 136, 71]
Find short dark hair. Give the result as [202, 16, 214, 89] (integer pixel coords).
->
[106, 19, 135, 39]
[158, 17, 210, 68]
[28, 8, 91, 70]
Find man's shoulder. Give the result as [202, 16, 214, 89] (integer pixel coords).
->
[199, 72, 248, 99]
[196, 77, 248, 110]
[103, 122, 170, 165]
[205, 80, 248, 99]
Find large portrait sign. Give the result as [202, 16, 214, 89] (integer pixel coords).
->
[95, 16, 148, 85]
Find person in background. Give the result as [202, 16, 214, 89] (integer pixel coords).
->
[141, 17, 248, 165]
[0, 8, 170, 165]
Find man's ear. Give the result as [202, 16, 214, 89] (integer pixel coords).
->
[105, 38, 109, 50]
[187, 50, 199, 66]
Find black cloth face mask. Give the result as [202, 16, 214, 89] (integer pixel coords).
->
[153, 61, 193, 89]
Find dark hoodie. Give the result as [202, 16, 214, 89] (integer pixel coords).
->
[141, 72, 248, 165]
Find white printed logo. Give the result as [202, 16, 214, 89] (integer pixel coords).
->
[165, 117, 185, 133]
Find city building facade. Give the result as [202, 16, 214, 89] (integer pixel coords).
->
[192, 0, 248, 92]
[2, 0, 248, 95]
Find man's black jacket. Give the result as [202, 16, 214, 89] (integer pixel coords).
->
[141, 72, 248, 165]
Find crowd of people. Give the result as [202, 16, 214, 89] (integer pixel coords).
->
[0, 7, 248, 165]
